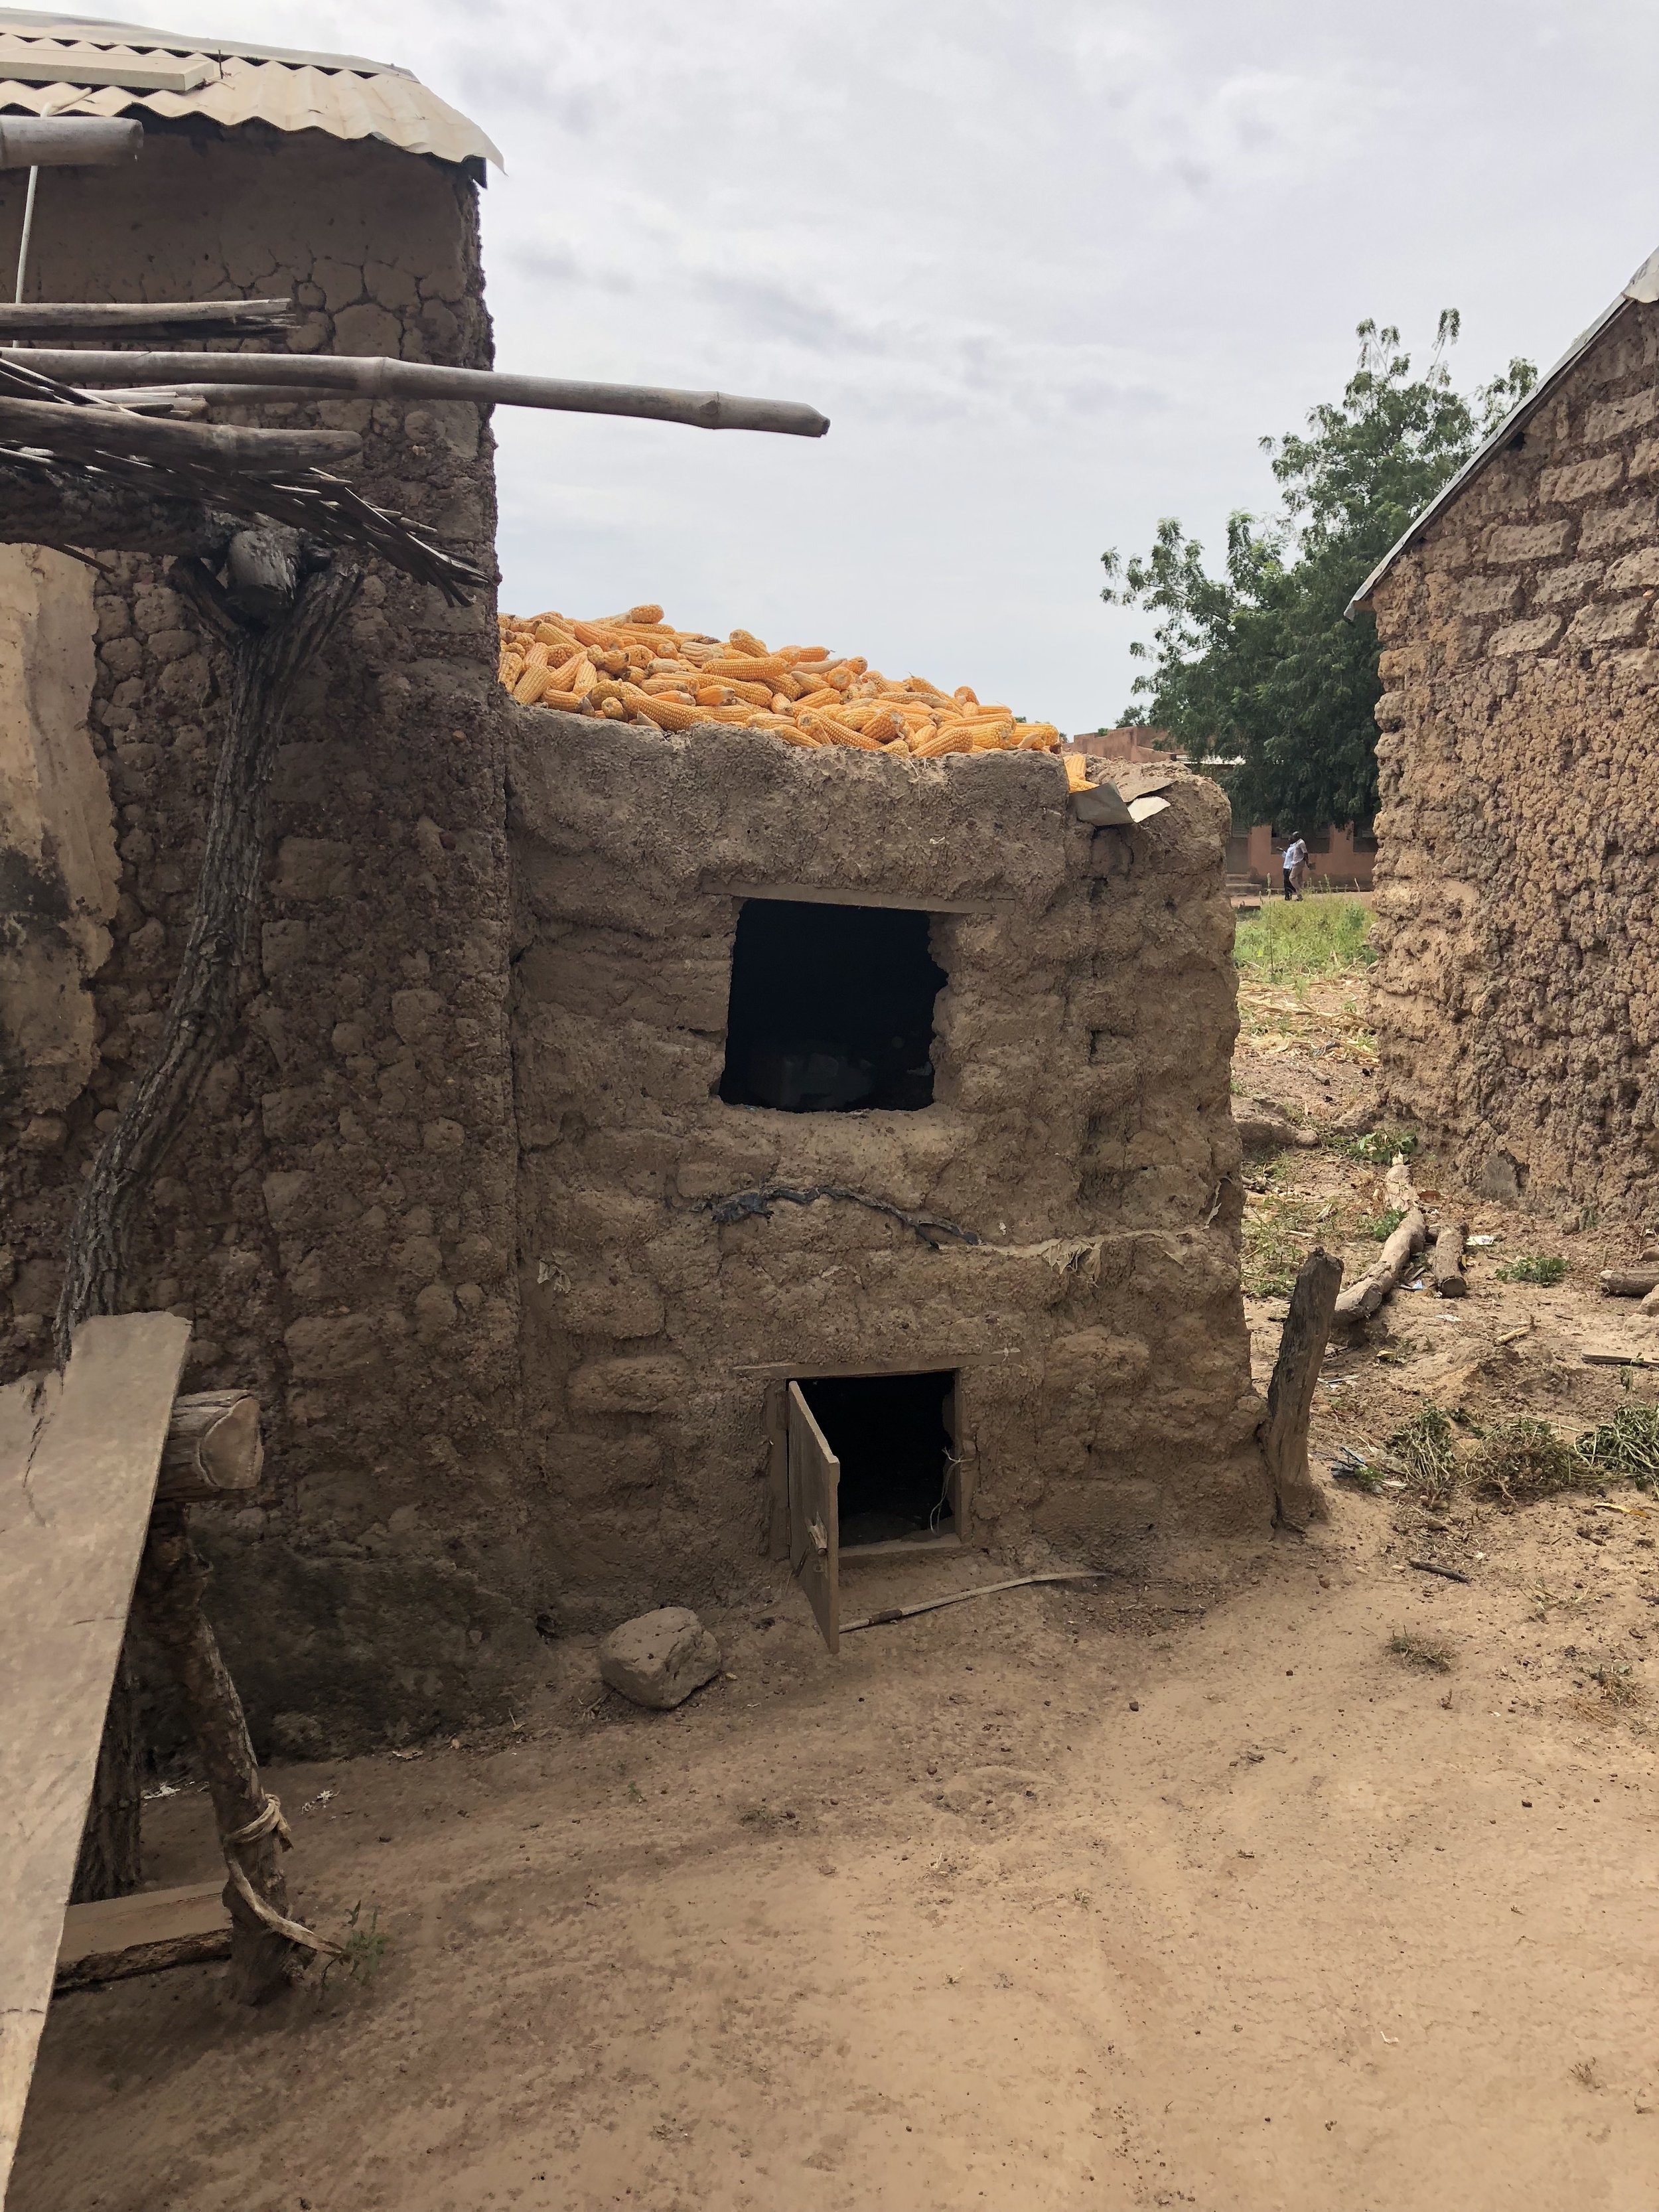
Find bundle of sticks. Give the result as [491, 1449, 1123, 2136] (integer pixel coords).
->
[0, 338, 484, 599]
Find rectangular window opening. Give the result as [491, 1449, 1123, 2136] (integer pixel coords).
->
[797, 1370, 957, 1552]
[719, 897, 944, 1113]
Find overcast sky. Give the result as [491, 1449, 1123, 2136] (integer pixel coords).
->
[177, 1, 1658, 729]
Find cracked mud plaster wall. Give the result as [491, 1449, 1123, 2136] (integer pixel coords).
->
[0, 545, 117, 1124]
[0, 123, 537, 1753]
[510, 715, 1270, 1629]
[1369, 301, 1659, 1221]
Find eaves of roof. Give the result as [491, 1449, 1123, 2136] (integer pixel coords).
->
[1344, 245, 1659, 619]
[0, 6, 501, 168]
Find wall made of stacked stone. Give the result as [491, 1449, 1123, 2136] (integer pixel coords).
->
[1368, 299, 1659, 1219]
[508, 714, 1268, 1629]
[0, 123, 538, 1753]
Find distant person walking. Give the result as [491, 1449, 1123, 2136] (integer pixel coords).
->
[1281, 834, 1308, 901]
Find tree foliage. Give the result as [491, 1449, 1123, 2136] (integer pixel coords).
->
[1100, 315, 1536, 831]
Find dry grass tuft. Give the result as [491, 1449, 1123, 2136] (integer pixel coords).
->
[1388, 1628, 1455, 1673]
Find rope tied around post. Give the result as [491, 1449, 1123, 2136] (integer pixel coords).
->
[222, 1793, 344, 1959]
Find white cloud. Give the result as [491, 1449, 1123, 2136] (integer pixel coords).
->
[151, 0, 1659, 729]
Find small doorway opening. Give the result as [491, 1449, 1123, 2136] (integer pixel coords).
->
[796, 1370, 957, 1550]
[719, 897, 946, 1112]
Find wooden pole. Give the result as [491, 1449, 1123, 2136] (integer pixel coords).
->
[0, 297, 297, 336]
[1262, 1248, 1342, 1530]
[0, 390, 361, 471]
[4, 346, 833, 437]
[134, 1508, 305, 2003]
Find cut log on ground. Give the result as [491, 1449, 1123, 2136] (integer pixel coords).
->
[1262, 1248, 1342, 1528]
[156, 1390, 263, 1504]
[1236, 1108, 1321, 1154]
[1600, 1268, 1659, 1298]
[1333, 1155, 1426, 1329]
[1433, 1222, 1468, 1298]
[55, 1879, 232, 1992]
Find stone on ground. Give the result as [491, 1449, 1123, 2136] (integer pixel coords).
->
[599, 1606, 721, 1710]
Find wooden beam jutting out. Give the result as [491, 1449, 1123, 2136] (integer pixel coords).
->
[3, 346, 833, 437]
[0, 297, 298, 338]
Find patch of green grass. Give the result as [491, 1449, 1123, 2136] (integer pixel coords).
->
[1496, 1254, 1567, 1286]
[1471, 1418, 1595, 1507]
[1388, 1629, 1454, 1672]
[1330, 1125, 1419, 1167]
[1241, 1192, 1326, 1297]
[1234, 895, 1374, 983]
[1382, 1402, 1459, 1508]
[1359, 1207, 1406, 1242]
[1576, 1401, 1659, 1489]
[322, 1901, 389, 1992]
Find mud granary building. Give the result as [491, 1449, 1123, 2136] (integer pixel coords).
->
[1354, 250, 1659, 1222]
[1, 10, 1271, 1749]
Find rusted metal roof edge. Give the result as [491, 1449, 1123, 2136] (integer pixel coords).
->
[0, 7, 411, 74]
[1342, 256, 1659, 619]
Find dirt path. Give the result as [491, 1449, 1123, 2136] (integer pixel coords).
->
[15, 952, 1659, 2211]
[16, 1466, 1659, 2212]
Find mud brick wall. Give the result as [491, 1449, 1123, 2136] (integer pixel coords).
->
[0, 125, 538, 1751]
[509, 717, 1268, 1629]
[1368, 299, 1659, 1220]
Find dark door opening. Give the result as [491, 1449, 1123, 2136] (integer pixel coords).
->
[796, 1370, 956, 1549]
[719, 898, 945, 1112]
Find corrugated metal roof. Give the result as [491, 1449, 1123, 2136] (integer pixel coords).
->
[1345, 249, 1659, 617]
[0, 7, 500, 167]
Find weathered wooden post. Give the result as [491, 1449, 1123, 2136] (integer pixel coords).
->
[1262, 1248, 1343, 1530]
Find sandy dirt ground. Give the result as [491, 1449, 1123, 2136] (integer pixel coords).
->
[14, 958, 1659, 2212]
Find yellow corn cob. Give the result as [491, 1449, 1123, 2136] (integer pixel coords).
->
[500, 607, 1068, 771]
[705, 656, 792, 685]
[1064, 754, 1094, 791]
[624, 689, 702, 731]
[910, 726, 974, 759]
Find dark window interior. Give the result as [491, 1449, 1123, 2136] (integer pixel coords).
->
[798, 1371, 955, 1547]
[1353, 819, 1379, 852]
[719, 898, 945, 1113]
[1305, 826, 1333, 855]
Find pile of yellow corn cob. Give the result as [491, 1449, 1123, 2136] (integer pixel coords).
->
[496, 603, 1061, 757]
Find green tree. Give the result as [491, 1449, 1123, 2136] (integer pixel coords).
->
[1100, 314, 1536, 831]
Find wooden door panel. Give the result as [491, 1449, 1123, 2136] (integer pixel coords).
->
[786, 1380, 839, 1655]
